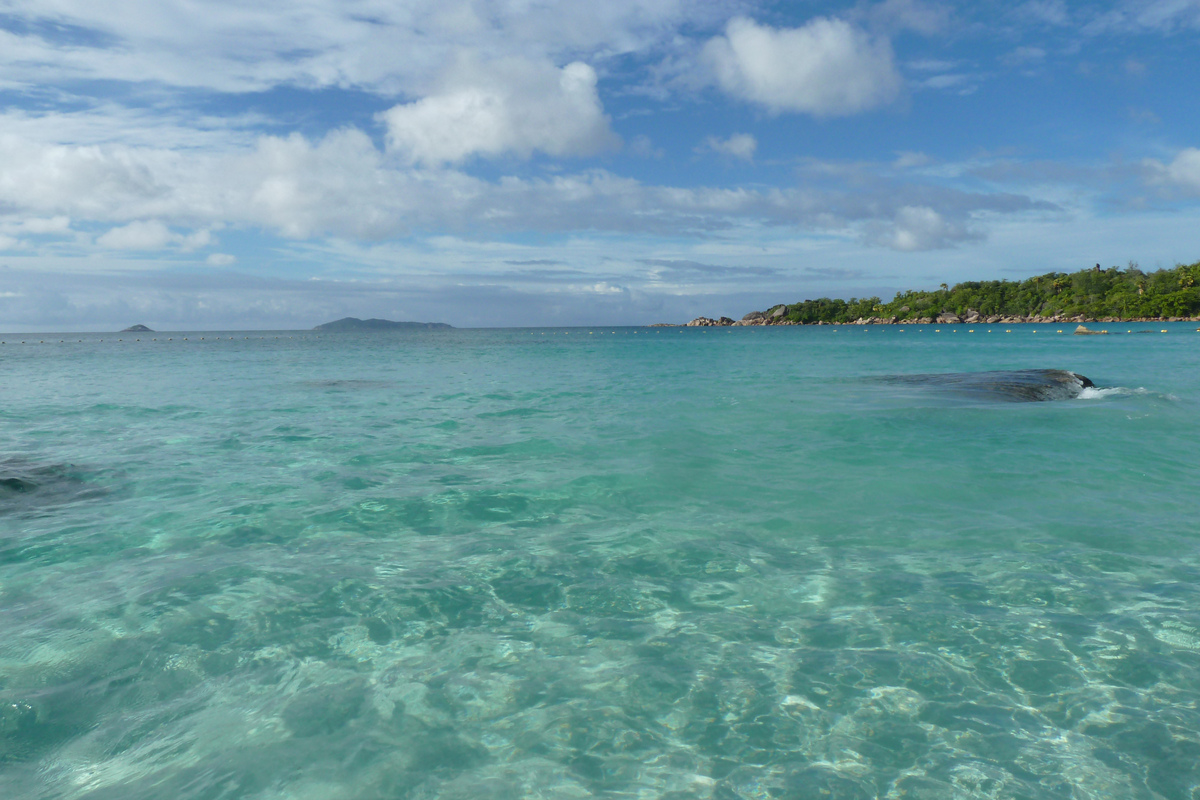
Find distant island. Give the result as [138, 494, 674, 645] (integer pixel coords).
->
[122, 324, 153, 332]
[314, 317, 453, 331]
[683, 259, 1200, 326]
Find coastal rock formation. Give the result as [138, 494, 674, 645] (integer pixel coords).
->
[678, 310, 1197, 327]
[685, 316, 736, 327]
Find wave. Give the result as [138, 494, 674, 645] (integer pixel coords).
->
[1077, 385, 1177, 402]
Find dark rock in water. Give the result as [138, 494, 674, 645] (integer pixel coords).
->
[0, 459, 105, 514]
[301, 379, 392, 390]
[121, 324, 153, 332]
[0, 477, 36, 493]
[314, 317, 452, 331]
[877, 369, 1095, 402]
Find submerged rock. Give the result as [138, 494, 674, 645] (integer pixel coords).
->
[0, 459, 105, 513]
[877, 369, 1095, 402]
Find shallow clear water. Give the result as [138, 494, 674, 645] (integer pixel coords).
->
[2, 324, 1200, 799]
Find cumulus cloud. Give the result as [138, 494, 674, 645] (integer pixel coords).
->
[702, 17, 902, 116]
[0, 126, 1052, 255]
[696, 133, 757, 160]
[207, 253, 237, 266]
[1148, 147, 1200, 193]
[864, 206, 983, 251]
[97, 220, 212, 250]
[380, 58, 619, 164]
[97, 220, 175, 250]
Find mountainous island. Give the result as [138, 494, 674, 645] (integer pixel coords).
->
[684, 259, 1200, 327]
[121, 324, 153, 332]
[314, 317, 453, 331]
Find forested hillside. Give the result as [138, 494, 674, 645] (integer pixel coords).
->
[760, 261, 1200, 324]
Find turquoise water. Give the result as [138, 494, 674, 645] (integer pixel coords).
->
[2, 325, 1200, 799]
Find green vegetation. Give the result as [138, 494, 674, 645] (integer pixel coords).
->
[768, 260, 1200, 323]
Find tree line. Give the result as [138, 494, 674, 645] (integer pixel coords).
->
[769, 260, 1200, 323]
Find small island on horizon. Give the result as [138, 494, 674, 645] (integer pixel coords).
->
[122, 324, 154, 332]
[314, 317, 453, 331]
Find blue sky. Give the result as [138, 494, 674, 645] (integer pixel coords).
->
[2, 0, 1200, 330]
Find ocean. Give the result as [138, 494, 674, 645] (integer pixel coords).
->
[2, 324, 1199, 799]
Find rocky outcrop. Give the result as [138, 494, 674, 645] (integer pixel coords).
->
[681, 309, 1200, 327]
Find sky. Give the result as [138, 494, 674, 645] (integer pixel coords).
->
[2, 0, 1200, 330]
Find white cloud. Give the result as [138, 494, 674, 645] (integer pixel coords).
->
[96, 220, 213, 250]
[1157, 148, 1200, 192]
[97, 220, 176, 250]
[703, 17, 902, 116]
[5, 216, 72, 234]
[0, 234, 21, 250]
[0, 1, 732, 97]
[0, 128, 1050, 254]
[864, 206, 982, 251]
[380, 58, 618, 164]
[207, 253, 237, 266]
[697, 133, 757, 160]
